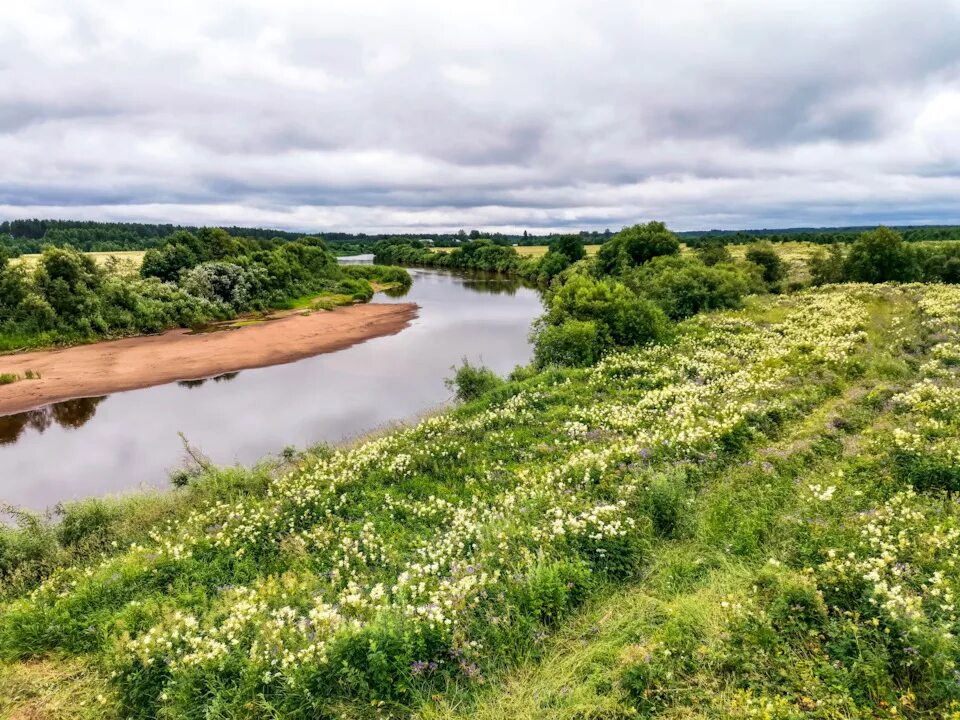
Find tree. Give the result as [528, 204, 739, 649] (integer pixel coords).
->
[547, 274, 669, 349]
[844, 227, 918, 283]
[197, 227, 240, 261]
[140, 243, 197, 282]
[597, 221, 679, 274]
[180, 262, 252, 309]
[745, 242, 787, 286]
[549, 234, 586, 262]
[32, 247, 104, 321]
[807, 245, 846, 285]
[532, 319, 602, 367]
[696, 242, 733, 266]
[629, 256, 756, 320]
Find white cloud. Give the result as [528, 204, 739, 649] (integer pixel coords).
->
[0, 0, 958, 232]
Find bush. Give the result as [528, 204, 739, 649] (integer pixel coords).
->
[807, 244, 846, 285]
[844, 227, 918, 283]
[55, 499, 119, 550]
[696, 242, 733, 266]
[513, 559, 594, 625]
[643, 471, 691, 539]
[628, 256, 757, 320]
[549, 234, 586, 263]
[534, 250, 573, 282]
[745, 242, 787, 287]
[596, 221, 680, 274]
[546, 274, 670, 349]
[445, 358, 504, 402]
[532, 319, 603, 368]
[180, 261, 252, 309]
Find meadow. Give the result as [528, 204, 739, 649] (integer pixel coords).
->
[10, 251, 147, 272]
[434, 244, 602, 258]
[4, 277, 960, 718]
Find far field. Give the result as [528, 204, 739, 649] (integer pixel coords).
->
[10, 250, 146, 271]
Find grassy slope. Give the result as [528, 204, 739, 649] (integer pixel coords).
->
[3, 284, 960, 719]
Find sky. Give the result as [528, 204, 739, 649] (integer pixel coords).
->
[1, 0, 960, 234]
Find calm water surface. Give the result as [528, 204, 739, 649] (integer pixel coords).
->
[0, 261, 542, 510]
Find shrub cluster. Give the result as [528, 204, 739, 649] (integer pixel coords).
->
[0, 232, 411, 351]
[533, 222, 762, 367]
[373, 234, 589, 284]
[808, 226, 960, 285]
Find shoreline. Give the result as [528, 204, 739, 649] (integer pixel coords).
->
[0, 302, 418, 416]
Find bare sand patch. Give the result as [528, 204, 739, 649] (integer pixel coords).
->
[0, 302, 417, 415]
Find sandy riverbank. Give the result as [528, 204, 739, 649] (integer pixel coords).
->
[0, 302, 418, 415]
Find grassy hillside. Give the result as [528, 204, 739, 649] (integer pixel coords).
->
[3, 282, 960, 718]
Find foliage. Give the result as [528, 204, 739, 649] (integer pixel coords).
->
[844, 226, 919, 283]
[531, 319, 603, 368]
[596, 221, 680, 274]
[548, 234, 586, 263]
[0, 234, 409, 351]
[544, 273, 670, 350]
[445, 359, 505, 402]
[744, 241, 788, 287]
[696, 241, 733, 266]
[807, 243, 847, 285]
[626, 255, 760, 320]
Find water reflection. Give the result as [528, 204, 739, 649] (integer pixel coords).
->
[0, 266, 543, 510]
[461, 274, 525, 295]
[177, 372, 241, 389]
[0, 396, 106, 445]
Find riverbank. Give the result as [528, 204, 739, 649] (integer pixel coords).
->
[0, 302, 417, 415]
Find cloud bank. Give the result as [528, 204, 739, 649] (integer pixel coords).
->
[1, 0, 959, 233]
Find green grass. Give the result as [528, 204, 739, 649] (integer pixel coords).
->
[2, 284, 960, 718]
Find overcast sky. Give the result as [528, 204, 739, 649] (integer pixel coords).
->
[2, 1, 959, 234]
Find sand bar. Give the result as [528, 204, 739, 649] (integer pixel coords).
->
[0, 302, 418, 415]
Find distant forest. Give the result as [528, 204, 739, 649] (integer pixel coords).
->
[3, 218, 960, 256]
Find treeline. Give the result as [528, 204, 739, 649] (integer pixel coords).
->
[805, 226, 960, 284]
[377, 224, 776, 369]
[682, 224, 960, 246]
[535, 224, 960, 369]
[0, 228, 410, 352]
[0, 220, 329, 256]
[5, 218, 960, 257]
[373, 234, 592, 283]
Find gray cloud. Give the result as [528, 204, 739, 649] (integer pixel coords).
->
[0, 0, 959, 233]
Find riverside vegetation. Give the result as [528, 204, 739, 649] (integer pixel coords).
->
[3, 222, 960, 718]
[0, 228, 410, 352]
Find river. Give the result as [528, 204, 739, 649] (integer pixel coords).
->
[0, 260, 543, 511]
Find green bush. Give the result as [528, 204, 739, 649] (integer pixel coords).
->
[844, 227, 918, 283]
[55, 499, 120, 550]
[546, 274, 670, 349]
[445, 359, 504, 402]
[643, 471, 691, 539]
[628, 256, 758, 320]
[548, 234, 586, 262]
[513, 559, 594, 625]
[744, 242, 787, 287]
[532, 318, 603, 368]
[807, 244, 847, 285]
[596, 221, 680, 274]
